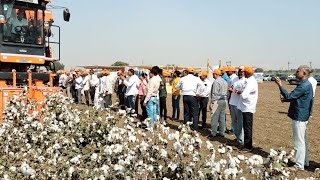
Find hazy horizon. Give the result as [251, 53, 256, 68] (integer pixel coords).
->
[51, 0, 320, 70]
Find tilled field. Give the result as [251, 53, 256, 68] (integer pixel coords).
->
[159, 81, 320, 178]
[0, 81, 319, 179]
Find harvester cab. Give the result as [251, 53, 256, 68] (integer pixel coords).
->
[0, 0, 70, 121]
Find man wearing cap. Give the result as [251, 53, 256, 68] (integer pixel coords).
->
[220, 66, 231, 86]
[103, 71, 113, 108]
[275, 65, 313, 171]
[237, 66, 258, 151]
[198, 71, 212, 128]
[176, 68, 204, 130]
[227, 66, 238, 133]
[89, 69, 99, 105]
[94, 72, 106, 109]
[229, 66, 246, 144]
[75, 72, 84, 104]
[210, 69, 228, 137]
[82, 70, 91, 106]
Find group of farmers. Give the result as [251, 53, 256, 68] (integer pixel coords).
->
[57, 64, 316, 172]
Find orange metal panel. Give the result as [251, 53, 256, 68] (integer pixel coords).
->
[0, 54, 46, 64]
[45, 10, 54, 22]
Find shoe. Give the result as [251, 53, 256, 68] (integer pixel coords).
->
[207, 134, 216, 138]
[288, 165, 304, 171]
[238, 148, 252, 153]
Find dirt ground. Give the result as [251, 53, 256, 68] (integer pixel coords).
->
[124, 81, 319, 178]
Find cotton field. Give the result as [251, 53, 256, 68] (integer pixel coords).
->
[0, 93, 319, 179]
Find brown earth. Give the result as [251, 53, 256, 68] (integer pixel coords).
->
[128, 81, 320, 178]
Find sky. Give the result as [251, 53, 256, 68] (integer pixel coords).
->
[50, 0, 320, 70]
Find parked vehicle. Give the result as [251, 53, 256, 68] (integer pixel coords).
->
[263, 74, 272, 81]
[314, 75, 320, 85]
[288, 77, 300, 85]
[271, 74, 287, 81]
[287, 74, 296, 81]
[254, 73, 264, 83]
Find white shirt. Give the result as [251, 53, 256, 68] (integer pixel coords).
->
[103, 75, 114, 95]
[89, 74, 99, 87]
[176, 74, 205, 96]
[82, 75, 90, 91]
[198, 79, 212, 97]
[229, 77, 246, 106]
[75, 76, 83, 90]
[95, 77, 105, 94]
[229, 74, 238, 84]
[308, 76, 317, 97]
[59, 74, 68, 87]
[238, 76, 258, 113]
[124, 74, 140, 96]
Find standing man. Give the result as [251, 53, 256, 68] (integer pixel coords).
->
[227, 66, 238, 133]
[82, 70, 91, 106]
[115, 70, 126, 109]
[137, 73, 148, 119]
[275, 65, 313, 171]
[158, 69, 168, 121]
[65, 70, 73, 99]
[144, 67, 161, 127]
[89, 69, 99, 105]
[198, 71, 212, 128]
[237, 66, 258, 151]
[103, 71, 113, 108]
[229, 66, 246, 144]
[171, 71, 181, 120]
[121, 69, 140, 113]
[75, 72, 84, 104]
[210, 69, 228, 137]
[176, 68, 204, 131]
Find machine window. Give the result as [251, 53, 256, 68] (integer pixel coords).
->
[3, 4, 44, 45]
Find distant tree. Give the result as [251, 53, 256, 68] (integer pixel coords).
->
[54, 61, 65, 71]
[111, 61, 129, 66]
[255, 68, 264, 73]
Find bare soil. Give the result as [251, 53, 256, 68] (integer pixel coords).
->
[131, 81, 320, 178]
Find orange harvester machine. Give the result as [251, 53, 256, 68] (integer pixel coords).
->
[0, 0, 70, 122]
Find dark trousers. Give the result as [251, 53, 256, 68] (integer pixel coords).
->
[139, 95, 147, 119]
[84, 90, 90, 106]
[104, 94, 112, 108]
[125, 95, 135, 110]
[183, 95, 199, 130]
[199, 97, 209, 127]
[242, 112, 253, 149]
[89, 87, 95, 103]
[172, 95, 180, 119]
[118, 92, 125, 109]
[159, 96, 167, 120]
[135, 95, 139, 114]
[71, 86, 77, 102]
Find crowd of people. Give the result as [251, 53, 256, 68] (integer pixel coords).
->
[57, 64, 317, 171]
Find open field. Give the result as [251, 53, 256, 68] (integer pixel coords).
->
[130, 81, 320, 178]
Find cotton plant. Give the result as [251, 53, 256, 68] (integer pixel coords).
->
[0, 93, 318, 179]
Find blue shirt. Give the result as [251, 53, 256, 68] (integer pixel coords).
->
[279, 79, 313, 121]
[221, 73, 231, 86]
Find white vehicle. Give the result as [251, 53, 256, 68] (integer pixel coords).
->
[287, 74, 296, 80]
[254, 73, 264, 83]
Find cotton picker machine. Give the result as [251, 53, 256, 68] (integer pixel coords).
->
[0, 0, 70, 122]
